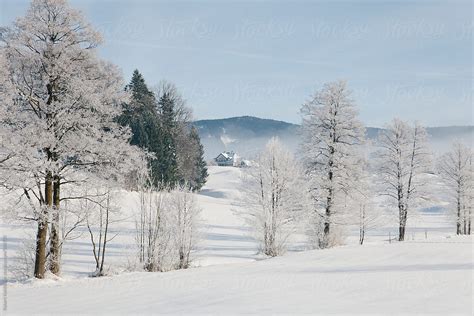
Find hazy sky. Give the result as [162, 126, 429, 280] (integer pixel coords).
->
[1, 0, 472, 126]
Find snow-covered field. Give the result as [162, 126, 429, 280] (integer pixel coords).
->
[1, 166, 473, 314]
[5, 237, 473, 315]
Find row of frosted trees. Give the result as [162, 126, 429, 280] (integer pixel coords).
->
[240, 80, 472, 256]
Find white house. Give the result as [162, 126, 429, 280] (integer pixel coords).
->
[214, 151, 239, 167]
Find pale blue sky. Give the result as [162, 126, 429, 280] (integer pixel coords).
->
[1, 0, 472, 126]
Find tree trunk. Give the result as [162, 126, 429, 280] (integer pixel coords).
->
[360, 205, 365, 245]
[99, 198, 109, 275]
[323, 202, 331, 245]
[322, 167, 334, 249]
[456, 198, 461, 235]
[463, 210, 467, 235]
[398, 225, 405, 241]
[468, 206, 472, 235]
[320, 143, 335, 249]
[34, 220, 48, 279]
[399, 208, 407, 241]
[49, 175, 61, 275]
[34, 172, 53, 279]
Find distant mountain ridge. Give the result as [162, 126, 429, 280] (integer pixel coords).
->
[194, 116, 473, 159]
[195, 116, 299, 137]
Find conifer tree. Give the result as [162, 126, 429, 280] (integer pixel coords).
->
[189, 127, 208, 191]
[158, 92, 179, 186]
[120, 76, 208, 190]
[153, 81, 207, 190]
[119, 70, 162, 187]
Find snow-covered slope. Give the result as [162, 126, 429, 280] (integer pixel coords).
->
[1, 167, 257, 280]
[195, 166, 257, 266]
[7, 237, 473, 314]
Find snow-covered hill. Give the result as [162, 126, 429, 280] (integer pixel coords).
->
[194, 116, 474, 159]
[195, 116, 300, 160]
[1, 166, 473, 314]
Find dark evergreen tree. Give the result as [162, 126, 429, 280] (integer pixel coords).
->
[189, 126, 208, 191]
[119, 73, 207, 190]
[157, 92, 179, 186]
[118, 70, 162, 186]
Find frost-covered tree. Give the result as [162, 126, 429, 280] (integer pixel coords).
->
[134, 164, 174, 272]
[350, 158, 383, 245]
[154, 80, 192, 125]
[437, 142, 473, 235]
[135, 187, 173, 272]
[169, 184, 201, 269]
[0, 0, 143, 278]
[189, 127, 208, 191]
[239, 138, 307, 256]
[0, 53, 15, 168]
[376, 119, 430, 241]
[300, 80, 365, 248]
[176, 126, 208, 191]
[134, 180, 201, 271]
[157, 92, 179, 186]
[85, 187, 120, 277]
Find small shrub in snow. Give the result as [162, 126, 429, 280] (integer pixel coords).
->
[10, 236, 36, 281]
[238, 137, 308, 257]
[135, 173, 201, 271]
[169, 184, 201, 269]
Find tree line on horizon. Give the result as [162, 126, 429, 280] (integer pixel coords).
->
[240, 80, 472, 256]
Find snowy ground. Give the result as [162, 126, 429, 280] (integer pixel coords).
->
[1, 166, 473, 314]
[6, 237, 473, 315]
